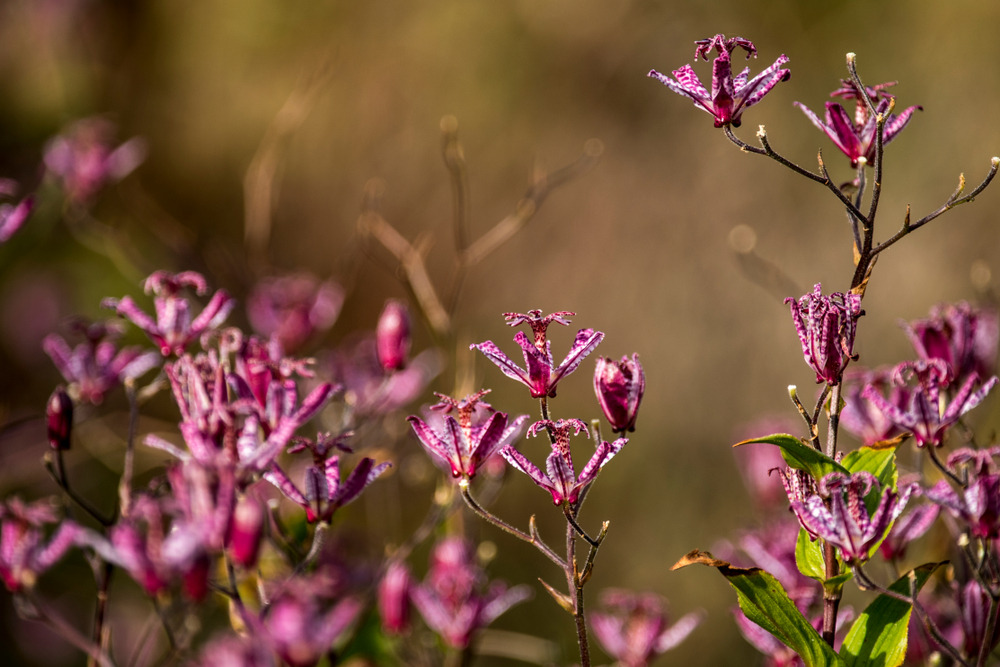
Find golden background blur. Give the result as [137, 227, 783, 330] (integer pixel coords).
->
[2, 1, 1000, 664]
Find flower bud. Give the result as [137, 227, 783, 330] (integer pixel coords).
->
[593, 354, 645, 433]
[376, 299, 411, 371]
[228, 495, 264, 568]
[378, 560, 412, 635]
[46, 387, 73, 450]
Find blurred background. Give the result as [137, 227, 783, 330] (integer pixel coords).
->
[2, 0, 1000, 664]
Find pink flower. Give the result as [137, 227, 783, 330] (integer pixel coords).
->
[648, 34, 790, 128]
[103, 270, 235, 357]
[43, 117, 146, 205]
[786, 283, 863, 385]
[590, 589, 703, 667]
[0, 497, 81, 593]
[594, 354, 645, 433]
[471, 310, 603, 398]
[407, 390, 528, 480]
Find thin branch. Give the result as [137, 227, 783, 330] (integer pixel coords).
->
[459, 482, 566, 569]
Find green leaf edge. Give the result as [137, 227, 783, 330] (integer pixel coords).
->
[735, 433, 849, 481]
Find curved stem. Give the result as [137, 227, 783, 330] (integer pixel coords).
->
[459, 483, 565, 569]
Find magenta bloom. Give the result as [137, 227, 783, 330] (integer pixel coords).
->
[590, 589, 703, 667]
[261, 579, 363, 667]
[840, 366, 910, 446]
[500, 419, 627, 506]
[103, 270, 235, 356]
[410, 537, 531, 649]
[902, 301, 999, 385]
[43, 320, 160, 404]
[0, 497, 81, 593]
[247, 273, 343, 353]
[786, 283, 863, 385]
[861, 360, 997, 448]
[265, 433, 391, 523]
[471, 310, 603, 398]
[0, 190, 34, 244]
[594, 354, 645, 433]
[376, 299, 411, 371]
[877, 499, 939, 561]
[378, 560, 412, 635]
[648, 34, 789, 128]
[43, 117, 146, 205]
[925, 447, 1000, 540]
[795, 81, 921, 167]
[781, 469, 916, 564]
[407, 390, 528, 480]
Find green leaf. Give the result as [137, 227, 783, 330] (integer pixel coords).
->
[840, 562, 943, 667]
[842, 447, 898, 495]
[734, 433, 849, 481]
[673, 551, 845, 667]
[794, 529, 852, 590]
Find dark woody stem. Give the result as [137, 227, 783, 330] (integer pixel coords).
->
[118, 381, 140, 518]
[821, 541, 841, 647]
[926, 445, 964, 487]
[87, 561, 114, 667]
[852, 564, 972, 667]
[22, 593, 117, 667]
[978, 594, 1000, 667]
[821, 381, 843, 646]
[459, 482, 566, 569]
[45, 451, 114, 527]
[723, 125, 869, 225]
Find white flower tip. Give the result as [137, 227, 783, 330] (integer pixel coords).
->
[756, 125, 767, 139]
[991, 156, 1000, 166]
[846, 52, 856, 63]
[787, 385, 798, 396]
[856, 157, 868, 167]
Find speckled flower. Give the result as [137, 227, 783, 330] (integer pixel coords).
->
[590, 589, 703, 667]
[648, 34, 790, 128]
[471, 310, 603, 398]
[594, 354, 645, 433]
[103, 270, 235, 357]
[786, 283, 863, 385]
[407, 390, 528, 480]
[500, 419, 626, 506]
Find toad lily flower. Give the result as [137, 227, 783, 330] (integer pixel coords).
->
[594, 354, 645, 433]
[500, 419, 627, 506]
[103, 270, 235, 357]
[407, 390, 528, 480]
[648, 34, 790, 128]
[902, 301, 999, 386]
[781, 469, 916, 564]
[861, 360, 998, 448]
[786, 283, 863, 385]
[471, 310, 603, 398]
[795, 81, 921, 167]
[590, 589, 704, 667]
[925, 447, 1000, 539]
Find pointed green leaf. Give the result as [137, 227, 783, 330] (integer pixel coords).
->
[795, 527, 826, 581]
[840, 562, 943, 667]
[842, 447, 898, 495]
[673, 551, 845, 667]
[734, 434, 848, 481]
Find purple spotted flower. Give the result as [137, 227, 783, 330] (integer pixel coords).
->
[43, 320, 160, 404]
[902, 301, 999, 386]
[43, 117, 146, 206]
[247, 273, 343, 354]
[861, 360, 998, 448]
[840, 366, 910, 446]
[781, 469, 916, 564]
[500, 419, 627, 506]
[471, 310, 603, 398]
[0, 497, 81, 593]
[265, 433, 391, 523]
[590, 589, 703, 667]
[786, 283, 863, 385]
[407, 390, 528, 480]
[877, 498, 939, 561]
[103, 270, 235, 357]
[260, 578, 363, 667]
[925, 447, 1000, 540]
[648, 34, 790, 128]
[795, 80, 921, 167]
[410, 537, 531, 649]
[594, 354, 645, 433]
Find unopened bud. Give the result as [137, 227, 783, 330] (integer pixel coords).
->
[377, 560, 412, 634]
[228, 495, 264, 568]
[593, 354, 645, 433]
[46, 387, 73, 450]
[376, 299, 411, 371]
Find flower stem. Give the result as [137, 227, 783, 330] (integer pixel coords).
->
[459, 482, 566, 569]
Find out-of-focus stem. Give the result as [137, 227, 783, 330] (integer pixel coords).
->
[88, 561, 114, 667]
[978, 594, 1000, 667]
[821, 541, 841, 647]
[23, 593, 117, 667]
[118, 381, 139, 518]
